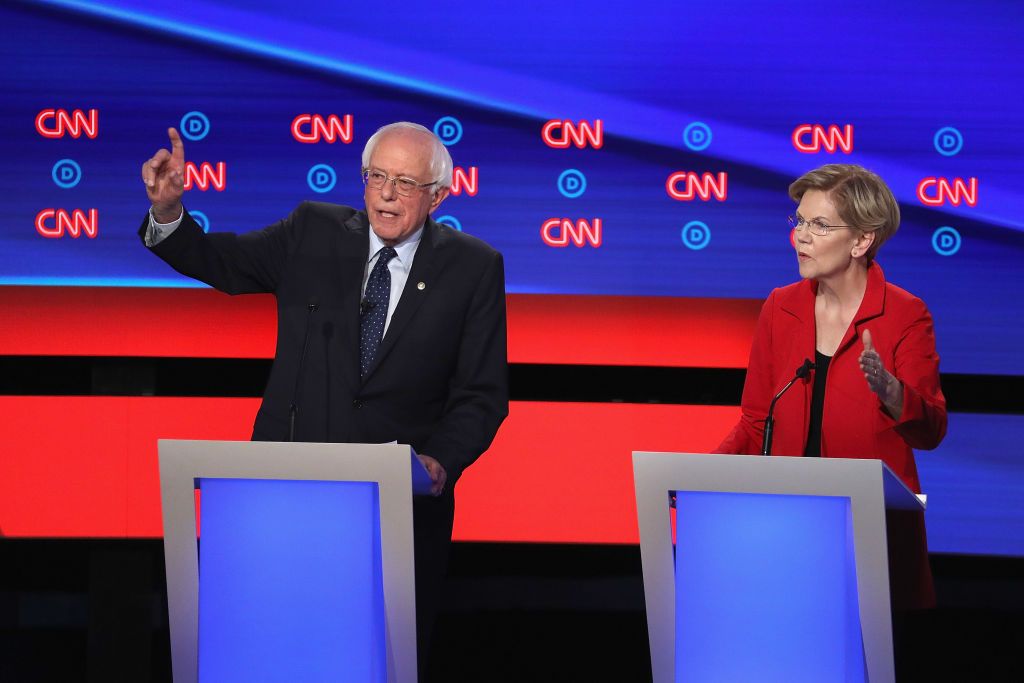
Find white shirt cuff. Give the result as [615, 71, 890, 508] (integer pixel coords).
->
[145, 207, 184, 247]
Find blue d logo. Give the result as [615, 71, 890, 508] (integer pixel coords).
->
[307, 164, 337, 193]
[180, 111, 210, 141]
[557, 169, 587, 198]
[52, 159, 82, 188]
[933, 127, 963, 156]
[932, 226, 961, 256]
[191, 210, 210, 233]
[681, 220, 711, 250]
[435, 215, 462, 231]
[683, 122, 713, 152]
[433, 117, 463, 146]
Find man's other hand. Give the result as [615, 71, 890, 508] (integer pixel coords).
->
[416, 454, 448, 496]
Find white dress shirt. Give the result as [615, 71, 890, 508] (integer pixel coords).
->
[363, 224, 423, 334]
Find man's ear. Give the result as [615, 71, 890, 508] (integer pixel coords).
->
[430, 187, 450, 212]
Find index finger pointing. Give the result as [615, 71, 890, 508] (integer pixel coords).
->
[167, 127, 185, 162]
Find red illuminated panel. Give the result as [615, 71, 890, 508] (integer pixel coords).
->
[0, 286, 760, 367]
[453, 402, 739, 544]
[0, 396, 259, 537]
[507, 294, 759, 368]
[0, 286, 276, 358]
[0, 397, 739, 542]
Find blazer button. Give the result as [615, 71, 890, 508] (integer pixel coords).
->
[352, 399, 362, 409]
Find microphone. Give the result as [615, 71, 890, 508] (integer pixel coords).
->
[289, 300, 319, 442]
[761, 358, 815, 456]
[359, 297, 376, 316]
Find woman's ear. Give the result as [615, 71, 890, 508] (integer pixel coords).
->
[853, 230, 875, 258]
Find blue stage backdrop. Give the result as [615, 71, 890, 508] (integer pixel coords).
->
[4, 0, 1022, 374]
[3, 0, 1023, 555]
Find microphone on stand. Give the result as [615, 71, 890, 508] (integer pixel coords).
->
[288, 300, 319, 442]
[761, 358, 815, 456]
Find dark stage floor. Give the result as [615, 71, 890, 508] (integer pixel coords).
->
[2, 540, 1022, 682]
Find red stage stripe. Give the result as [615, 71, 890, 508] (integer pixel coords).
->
[0, 397, 739, 542]
[0, 286, 277, 359]
[508, 293, 760, 367]
[0, 286, 760, 367]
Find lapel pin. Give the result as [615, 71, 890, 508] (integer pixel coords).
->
[417, 281, 426, 290]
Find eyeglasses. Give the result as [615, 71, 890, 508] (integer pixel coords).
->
[788, 214, 852, 237]
[362, 168, 437, 197]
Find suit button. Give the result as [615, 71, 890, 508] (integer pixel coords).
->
[352, 399, 362, 409]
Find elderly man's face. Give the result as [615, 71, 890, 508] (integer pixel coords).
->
[364, 129, 448, 246]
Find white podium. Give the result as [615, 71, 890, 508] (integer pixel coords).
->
[633, 452, 925, 683]
[159, 440, 432, 683]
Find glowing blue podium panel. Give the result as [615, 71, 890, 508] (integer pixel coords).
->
[198, 478, 385, 682]
[674, 492, 864, 682]
[159, 440, 425, 683]
[634, 453, 925, 683]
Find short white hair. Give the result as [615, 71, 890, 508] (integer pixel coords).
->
[361, 122, 453, 191]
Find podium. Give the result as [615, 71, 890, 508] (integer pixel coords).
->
[159, 440, 432, 683]
[632, 452, 926, 683]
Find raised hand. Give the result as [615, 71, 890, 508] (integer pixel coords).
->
[141, 127, 186, 223]
[859, 329, 903, 419]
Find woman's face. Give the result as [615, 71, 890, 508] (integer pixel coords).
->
[792, 189, 865, 281]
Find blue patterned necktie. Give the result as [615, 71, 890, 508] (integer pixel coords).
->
[359, 246, 398, 377]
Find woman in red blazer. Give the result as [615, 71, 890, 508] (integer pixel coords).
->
[717, 164, 947, 609]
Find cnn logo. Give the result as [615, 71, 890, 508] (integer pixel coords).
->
[35, 209, 98, 238]
[541, 218, 602, 248]
[917, 177, 978, 207]
[184, 162, 227, 191]
[291, 114, 353, 143]
[449, 167, 478, 196]
[35, 109, 98, 139]
[666, 172, 728, 201]
[541, 119, 603, 149]
[792, 124, 853, 153]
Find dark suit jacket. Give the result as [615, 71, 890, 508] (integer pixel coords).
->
[140, 201, 509, 484]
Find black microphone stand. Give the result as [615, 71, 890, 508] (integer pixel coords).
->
[289, 301, 319, 442]
[761, 358, 815, 456]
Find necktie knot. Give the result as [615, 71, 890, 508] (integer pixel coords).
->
[377, 246, 397, 267]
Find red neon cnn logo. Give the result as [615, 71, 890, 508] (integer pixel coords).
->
[666, 172, 728, 201]
[184, 162, 227, 191]
[792, 124, 854, 153]
[541, 119, 604, 149]
[35, 209, 98, 238]
[541, 218, 602, 248]
[917, 177, 978, 207]
[35, 109, 99, 139]
[450, 166, 478, 196]
[291, 114, 353, 143]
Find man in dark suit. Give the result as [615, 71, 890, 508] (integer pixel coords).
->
[140, 122, 509, 674]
